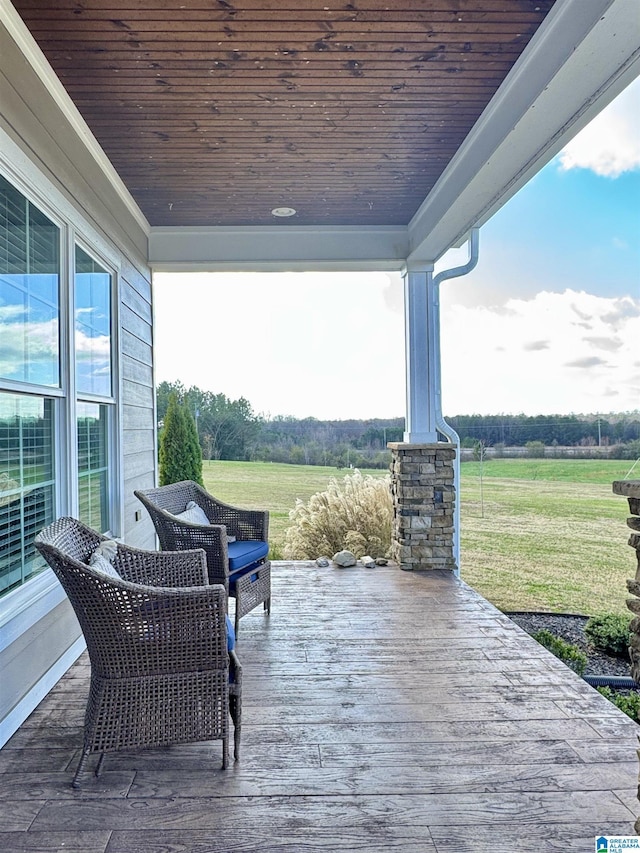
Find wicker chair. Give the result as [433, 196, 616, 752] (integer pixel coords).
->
[35, 516, 242, 788]
[134, 481, 271, 635]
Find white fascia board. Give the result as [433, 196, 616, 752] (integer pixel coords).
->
[1, 0, 150, 236]
[408, 0, 640, 265]
[148, 225, 409, 272]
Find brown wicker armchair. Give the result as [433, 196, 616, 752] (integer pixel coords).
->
[35, 516, 242, 788]
[134, 480, 271, 635]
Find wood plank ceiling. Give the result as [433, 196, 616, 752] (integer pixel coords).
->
[12, 0, 556, 227]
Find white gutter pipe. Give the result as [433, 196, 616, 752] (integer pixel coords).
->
[432, 228, 480, 576]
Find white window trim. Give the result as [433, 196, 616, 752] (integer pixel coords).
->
[0, 568, 64, 641]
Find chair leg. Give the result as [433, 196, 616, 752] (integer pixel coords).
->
[72, 749, 91, 788]
[95, 752, 106, 778]
[222, 735, 229, 770]
[234, 599, 241, 638]
[264, 596, 271, 615]
[231, 696, 241, 761]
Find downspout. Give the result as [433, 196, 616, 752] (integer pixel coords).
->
[431, 228, 480, 577]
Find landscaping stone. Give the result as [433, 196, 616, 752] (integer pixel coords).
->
[316, 557, 330, 567]
[332, 550, 357, 567]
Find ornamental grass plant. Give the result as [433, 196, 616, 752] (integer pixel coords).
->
[283, 469, 393, 560]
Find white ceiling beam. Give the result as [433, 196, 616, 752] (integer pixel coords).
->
[407, 0, 640, 265]
[148, 225, 409, 272]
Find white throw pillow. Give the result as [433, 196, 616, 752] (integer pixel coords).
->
[173, 500, 211, 526]
[89, 540, 121, 578]
[173, 501, 236, 540]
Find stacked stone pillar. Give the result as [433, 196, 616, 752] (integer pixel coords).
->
[613, 479, 640, 834]
[388, 443, 456, 571]
[614, 480, 640, 679]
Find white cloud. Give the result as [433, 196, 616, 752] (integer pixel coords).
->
[557, 78, 640, 177]
[440, 290, 640, 415]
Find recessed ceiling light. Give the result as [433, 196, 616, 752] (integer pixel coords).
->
[271, 207, 297, 217]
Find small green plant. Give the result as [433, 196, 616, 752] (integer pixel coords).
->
[596, 687, 640, 722]
[532, 629, 587, 675]
[283, 469, 393, 560]
[585, 613, 631, 658]
[267, 542, 284, 561]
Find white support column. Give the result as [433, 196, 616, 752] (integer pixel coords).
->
[403, 264, 439, 443]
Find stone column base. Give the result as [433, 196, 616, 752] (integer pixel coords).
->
[388, 442, 456, 571]
[614, 480, 640, 682]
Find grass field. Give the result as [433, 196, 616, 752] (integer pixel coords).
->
[459, 458, 633, 616]
[202, 458, 635, 617]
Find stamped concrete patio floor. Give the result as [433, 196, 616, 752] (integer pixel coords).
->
[0, 563, 638, 852]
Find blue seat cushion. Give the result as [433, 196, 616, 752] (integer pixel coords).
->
[225, 614, 236, 652]
[227, 540, 269, 572]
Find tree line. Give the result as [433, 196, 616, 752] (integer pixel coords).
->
[157, 381, 640, 468]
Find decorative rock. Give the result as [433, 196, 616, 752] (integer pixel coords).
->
[375, 557, 388, 566]
[361, 555, 376, 568]
[332, 550, 357, 567]
[316, 557, 330, 567]
[613, 480, 640, 498]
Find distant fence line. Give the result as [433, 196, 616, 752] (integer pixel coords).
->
[458, 445, 637, 461]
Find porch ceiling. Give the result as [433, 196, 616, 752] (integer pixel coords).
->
[10, 0, 555, 229]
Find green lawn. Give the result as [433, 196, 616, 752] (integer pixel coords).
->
[202, 458, 635, 617]
[460, 458, 633, 616]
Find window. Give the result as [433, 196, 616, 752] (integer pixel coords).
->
[75, 247, 114, 532]
[75, 246, 112, 398]
[0, 174, 60, 388]
[0, 175, 60, 596]
[0, 173, 119, 598]
[0, 392, 55, 594]
[77, 403, 109, 532]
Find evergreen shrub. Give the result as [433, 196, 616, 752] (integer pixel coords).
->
[585, 614, 631, 658]
[531, 629, 587, 675]
[597, 687, 640, 722]
[159, 392, 203, 486]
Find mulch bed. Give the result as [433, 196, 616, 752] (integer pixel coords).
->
[505, 611, 633, 679]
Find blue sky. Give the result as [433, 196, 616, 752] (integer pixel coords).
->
[449, 165, 640, 306]
[154, 77, 640, 420]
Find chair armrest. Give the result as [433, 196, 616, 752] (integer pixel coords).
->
[113, 544, 209, 587]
